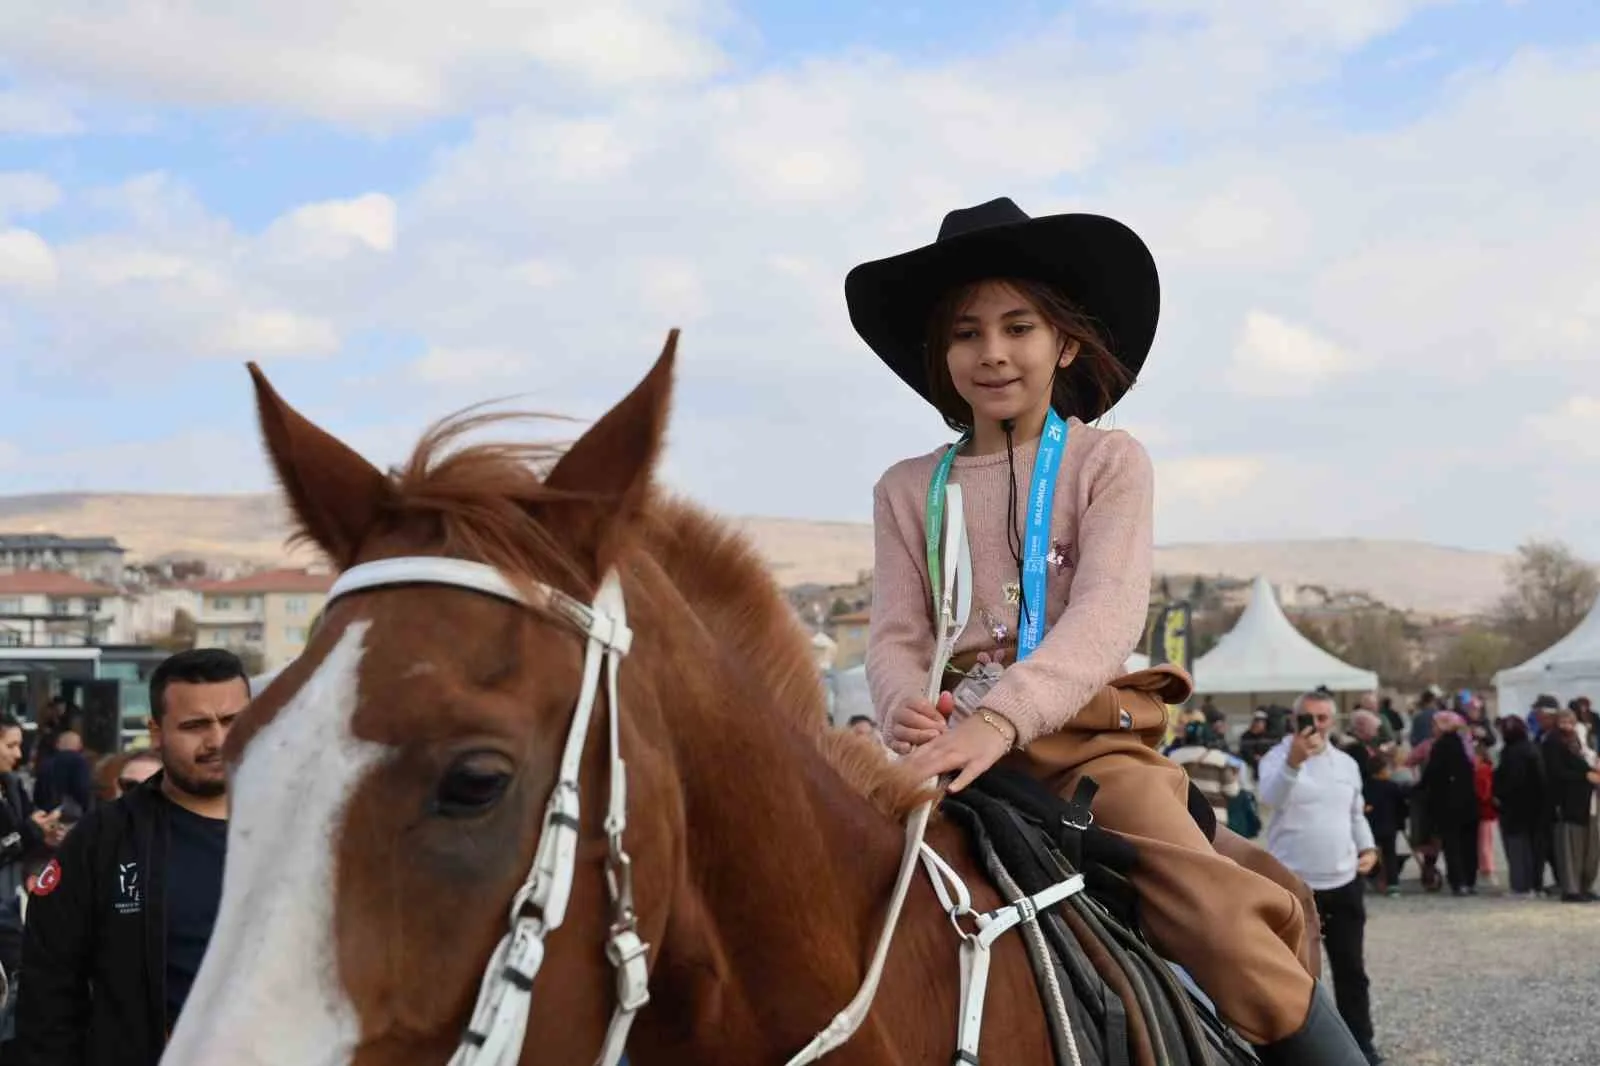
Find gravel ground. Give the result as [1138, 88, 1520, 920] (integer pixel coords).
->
[1360, 885, 1600, 1065]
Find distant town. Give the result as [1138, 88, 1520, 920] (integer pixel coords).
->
[3, 525, 1590, 747]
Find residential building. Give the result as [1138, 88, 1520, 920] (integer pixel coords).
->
[192, 568, 334, 671]
[103, 586, 205, 645]
[0, 571, 116, 647]
[0, 533, 127, 583]
[824, 609, 872, 671]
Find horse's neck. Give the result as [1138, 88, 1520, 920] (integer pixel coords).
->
[638, 725, 1045, 1065]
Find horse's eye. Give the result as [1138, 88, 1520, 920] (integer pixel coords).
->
[434, 754, 513, 817]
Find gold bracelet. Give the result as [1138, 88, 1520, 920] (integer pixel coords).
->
[979, 710, 1016, 749]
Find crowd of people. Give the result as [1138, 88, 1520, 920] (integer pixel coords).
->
[1176, 686, 1600, 903]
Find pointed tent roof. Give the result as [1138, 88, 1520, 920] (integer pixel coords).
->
[1494, 596, 1600, 682]
[1193, 575, 1380, 694]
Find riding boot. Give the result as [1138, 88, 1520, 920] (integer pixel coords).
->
[1252, 982, 1371, 1066]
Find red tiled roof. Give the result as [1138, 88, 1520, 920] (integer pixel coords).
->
[192, 568, 335, 594]
[828, 610, 872, 625]
[0, 571, 117, 596]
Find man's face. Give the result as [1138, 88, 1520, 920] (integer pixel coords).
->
[1556, 711, 1578, 737]
[149, 678, 249, 799]
[1306, 698, 1336, 737]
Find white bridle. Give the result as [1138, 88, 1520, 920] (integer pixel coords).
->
[321, 506, 1083, 1066]
[322, 556, 648, 1066]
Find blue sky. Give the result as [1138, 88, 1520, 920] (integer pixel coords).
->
[0, 0, 1597, 558]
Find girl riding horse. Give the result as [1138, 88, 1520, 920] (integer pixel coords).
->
[848, 198, 1367, 1065]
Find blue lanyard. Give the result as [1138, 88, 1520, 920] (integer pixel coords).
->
[925, 408, 1068, 661]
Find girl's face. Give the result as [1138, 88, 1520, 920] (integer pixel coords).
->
[0, 727, 21, 774]
[944, 280, 1077, 428]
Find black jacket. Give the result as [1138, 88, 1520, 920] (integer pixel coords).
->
[1493, 736, 1550, 835]
[1363, 777, 1410, 839]
[1, 773, 49, 982]
[1420, 733, 1478, 827]
[1542, 735, 1595, 827]
[11, 775, 176, 1066]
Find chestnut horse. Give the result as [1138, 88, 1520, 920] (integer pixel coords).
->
[162, 335, 1066, 1066]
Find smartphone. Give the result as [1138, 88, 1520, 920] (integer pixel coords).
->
[1295, 712, 1315, 734]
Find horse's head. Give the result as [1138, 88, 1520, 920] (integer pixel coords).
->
[163, 335, 688, 1066]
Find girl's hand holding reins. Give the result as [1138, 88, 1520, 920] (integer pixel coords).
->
[901, 703, 1017, 794]
[888, 692, 953, 754]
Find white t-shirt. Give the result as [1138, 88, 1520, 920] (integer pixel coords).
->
[1257, 737, 1375, 892]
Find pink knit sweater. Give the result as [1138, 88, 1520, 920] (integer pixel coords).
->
[866, 418, 1153, 748]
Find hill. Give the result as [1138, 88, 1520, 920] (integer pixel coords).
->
[0, 493, 1514, 616]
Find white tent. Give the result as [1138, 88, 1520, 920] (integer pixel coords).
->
[1192, 575, 1378, 713]
[1493, 597, 1600, 716]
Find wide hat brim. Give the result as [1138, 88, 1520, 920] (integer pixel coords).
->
[845, 206, 1159, 422]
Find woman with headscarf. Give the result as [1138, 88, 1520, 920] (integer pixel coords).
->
[1493, 715, 1549, 898]
[1419, 711, 1480, 895]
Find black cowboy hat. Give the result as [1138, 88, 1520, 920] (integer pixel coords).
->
[845, 197, 1159, 422]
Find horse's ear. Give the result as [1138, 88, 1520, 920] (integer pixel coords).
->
[543, 329, 677, 576]
[247, 362, 392, 568]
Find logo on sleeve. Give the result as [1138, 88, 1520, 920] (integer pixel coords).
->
[32, 857, 62, 896]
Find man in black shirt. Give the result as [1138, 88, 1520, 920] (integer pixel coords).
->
[12, 647, 247, 1066]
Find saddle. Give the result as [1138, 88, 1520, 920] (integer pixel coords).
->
[941, 767, 1258, 1066]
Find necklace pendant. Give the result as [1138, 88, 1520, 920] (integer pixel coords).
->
[1002, 582, 1021, 605]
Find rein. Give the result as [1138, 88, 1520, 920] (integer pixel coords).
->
[323, 556, 648, 1066]
[786, 477, 1088, 1065]
[783, 485, 971, 1065]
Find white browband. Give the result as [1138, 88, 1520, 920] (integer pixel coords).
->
[326, 556, 645, 1066]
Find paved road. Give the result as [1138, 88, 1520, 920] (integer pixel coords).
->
[1361, 888, 1600, 1065]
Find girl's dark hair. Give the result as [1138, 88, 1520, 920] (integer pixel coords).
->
[1498, 715, 1527, 743]
[923, 276, 1135, 433]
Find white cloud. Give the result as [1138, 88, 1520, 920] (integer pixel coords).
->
[0, 10, 1596, 557]
[409, 346, 531, 385]
[0, 90, 81, 135]
[1119, 0, 1458, 49]
[0, 172, 63, 221]
[1156, 455, 1267, 504]
[0, 228, 58, 288]
[210, 310, 340, 356]
[0, 1, 725, 128]
[1528, 396, 1600, 461]
[1228, 311, 1360, 396]
[262, 193, 398, 260]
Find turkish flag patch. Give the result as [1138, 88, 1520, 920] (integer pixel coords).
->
[33, 857, 62, 896]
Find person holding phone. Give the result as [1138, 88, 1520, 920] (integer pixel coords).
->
[1258, 691, 1385, 1065]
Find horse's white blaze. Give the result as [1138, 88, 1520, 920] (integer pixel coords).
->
[163, 622, 388, 1066]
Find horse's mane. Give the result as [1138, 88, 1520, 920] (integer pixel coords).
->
[350, 409, 931, 820]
